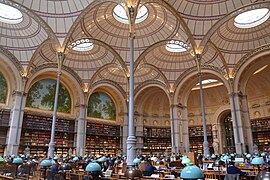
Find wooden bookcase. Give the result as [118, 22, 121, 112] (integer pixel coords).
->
[251, 117, 270, 151]
[19, 114, 75, 155]
[0, 109, 10, 156]
[189, 125, 213, 154]
[143, 127, 171, 154]
[85, 122, 120, 154]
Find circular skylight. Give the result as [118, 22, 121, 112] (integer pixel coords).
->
[234, 8, 270, 28]
[0, 3, 23, 24]
[166, 40, 189, 53]
[113, 4, 148, 24]
[68, 39, 94, 52]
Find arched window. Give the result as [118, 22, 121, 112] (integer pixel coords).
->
[26, 79, 71, 113]
[0, 72, 7, 104]
[223, 113, 235, 152]
[87, 92, 116, 120]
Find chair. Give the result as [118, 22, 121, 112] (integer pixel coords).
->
[105, 170, 113, 178]
[204, 171, 218, 180]
[32, 171, 42, 180]
[66, 171, 71, 180]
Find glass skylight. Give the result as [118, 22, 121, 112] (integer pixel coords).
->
[166, 40, 189, 53]
[196, 79, 218, 85]
[234, 8, 270, 28]
[0, 3, 23, 24]
[113, 4, 148, 24]
[68, 39, 94, 52]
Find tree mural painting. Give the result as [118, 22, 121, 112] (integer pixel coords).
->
[26, 79, 71, 113]
[0, 72, 7, 104]
[88, 92, 116, 120]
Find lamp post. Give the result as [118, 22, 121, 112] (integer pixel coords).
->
[48, 51, 65, 158]
[124, 0, 140, 167]
[195, 53, 210, 156]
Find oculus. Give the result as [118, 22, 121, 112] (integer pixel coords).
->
[166, 40, 188, 53]
[113, 3, 148, 24]
[234, 8, 270, 28]
[68, 39, 94, 52]
[0, 3, 23, 24]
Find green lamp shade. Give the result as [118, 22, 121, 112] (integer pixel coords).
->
[223, 155, 230, 160]
[180, 164, 204, 179]
[251, 157, 264, 165]
[54, 156, 59, 160]
[211, 154, 216, 159]
[0, 156, 4, 163]
[73, 156, 79, 162]
[261, 152, 266, 157]
[133, 158, 141, 164]
[86, 162, 101, 172]
[40, 159, 52, 167]
[182, 157, 192, 164]
[246, 154, 251, 159]
[98, 156, 106, 162]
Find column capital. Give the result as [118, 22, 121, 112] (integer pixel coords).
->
[13, 90, 27, 96]
[76, 104, 88, 109]
[229, 91, 246, 98]
[171, 103, 187, 109]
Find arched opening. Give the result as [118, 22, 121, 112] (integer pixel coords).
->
[0, 71, 8, 104]
[220, 112, 235, 153]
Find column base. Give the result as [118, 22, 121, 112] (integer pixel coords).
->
[48, 142, 55, 158]
[126, 136, 136, 167]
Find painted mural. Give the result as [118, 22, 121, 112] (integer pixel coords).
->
[88, 92, 116, 120]
[26, 79, 71, 113]
[0, 72, 7, 104]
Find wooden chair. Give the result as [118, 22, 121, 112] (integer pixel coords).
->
[66, 171, 71, 180]
[204, 171, 218, 180]
[32, 171, 42, 180]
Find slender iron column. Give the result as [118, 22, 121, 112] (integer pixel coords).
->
[48, 52, 64, 158]
[195, 54, 210, 156]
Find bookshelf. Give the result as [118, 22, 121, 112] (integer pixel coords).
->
[143, 127, 171, 154]
[85, 122, 120, 154]
[0, 109, 10, 155]
[19, 114, 75, 155]
[251, 117, 270, 151]
[189, 125, 213, 153]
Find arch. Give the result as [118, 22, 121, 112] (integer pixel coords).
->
[233, 44, 270, 94]
[88, 82, 128, 120]
[25, 65, 85, 112]
[63, 0, 197, 53]
[173, 67, 230, 106]
[25, 78, 72, 113]
[0, 71, 8, 104]
[200, 1, 270, 48]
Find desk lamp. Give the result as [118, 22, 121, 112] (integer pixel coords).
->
[181, 163, 204, 179]
[86, 162, 101, 179]
[12, 156, 23, 178]
[40, 159, 52, 180]
[251, 156, 264, 172]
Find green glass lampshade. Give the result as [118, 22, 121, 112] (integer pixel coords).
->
[12, 157, 23, 164]
[180, 164, 204, 179]
[223, 155, 230, 160]
[211, 154, 216, 159]
[261, 152, 266, 157]
[182, 156, 192, 164]
[86, 162, 101, 172]
[73, 156, 79, 162]
[54, 155, 59, 160]
[98, 156, 106, 162]
[0, 156, 5, 163]
[251, 156, 264, 165]
[40, 159, 52, 167]
[133, 158, 141, 164]
[246, 154, 251, 159]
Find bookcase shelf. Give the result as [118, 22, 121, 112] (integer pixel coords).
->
[143, 127, 171, 154]
[189, 125, 213, 154]
[19, 114, 75, 155]
[85, 122, 120, 154]
[251, 117, 270, 151]
[0, 109, 10, 155]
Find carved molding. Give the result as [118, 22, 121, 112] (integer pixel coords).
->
[0, 46, 23, 73]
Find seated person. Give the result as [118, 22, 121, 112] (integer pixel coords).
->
[227, 161, 246, 176]
[143, 161, 157, 176]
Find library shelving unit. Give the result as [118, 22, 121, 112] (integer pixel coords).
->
[143, 127, 171, 154]
[85, 122, 120, 155]
[189, 125, 213, 154]
[251, 117, 270, 151]
[19, 113, 75, 155]
[0, 109, 10, 156]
